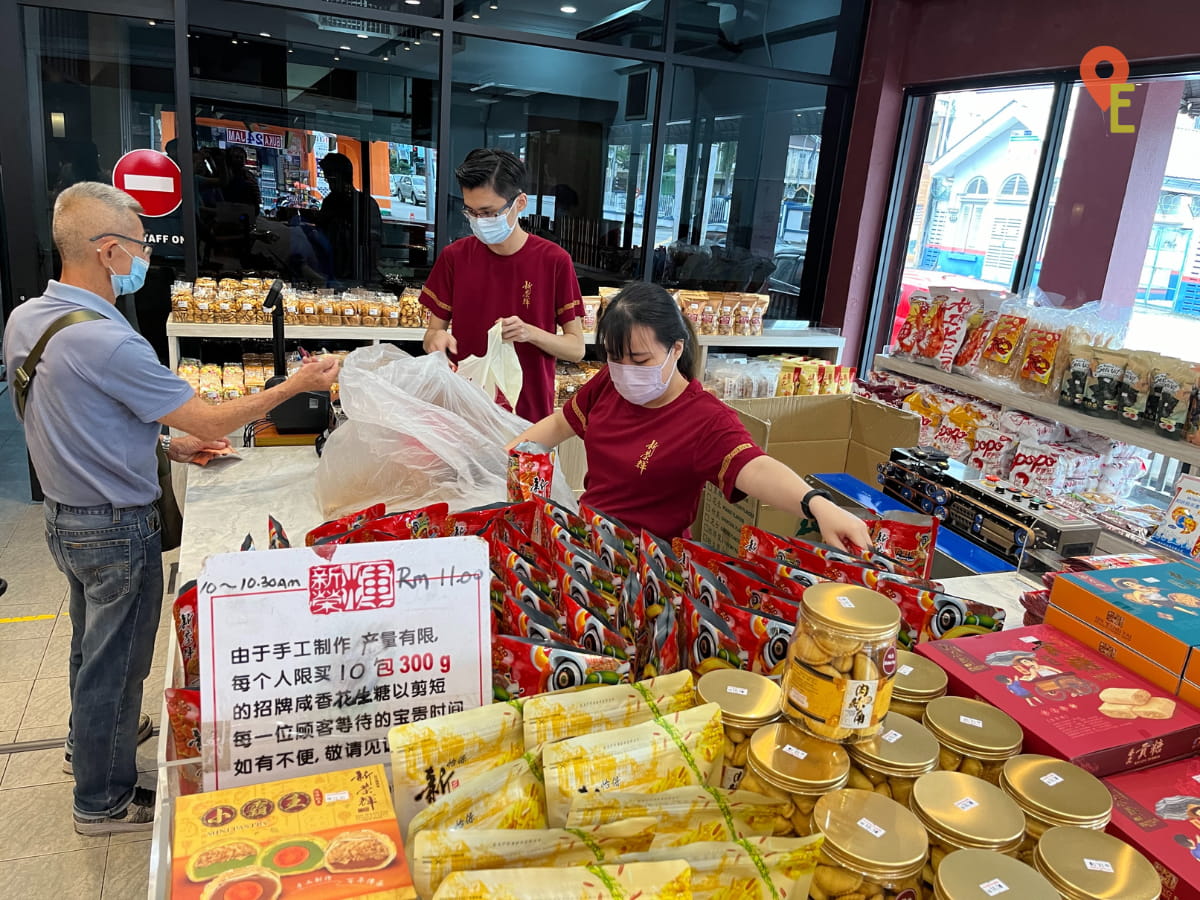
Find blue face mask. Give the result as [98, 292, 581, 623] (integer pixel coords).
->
[108, 246, 149, 297]
[469, 205, 517, 246]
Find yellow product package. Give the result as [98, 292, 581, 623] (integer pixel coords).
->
[412, 817, 657, 898]
[431, 861, 693, 900]
[406, 752, 546, 845]
[522, 671, 696, 749]
[389, 701, 524, 834]
[543, 703, 724, 827]
[567, 786, 788, 846]
[617, 835, 824, 900]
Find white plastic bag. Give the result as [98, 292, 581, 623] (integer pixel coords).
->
[456, 321, 523, 411]
[314, 344, 576, 518]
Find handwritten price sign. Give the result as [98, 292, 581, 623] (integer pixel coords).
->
[198, 538, 490, 791]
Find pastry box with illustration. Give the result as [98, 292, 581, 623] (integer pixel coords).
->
[171, 764, 411, 899]
[917, 624, 1200, 777]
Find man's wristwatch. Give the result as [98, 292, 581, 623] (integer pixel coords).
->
[800, 487, 833, 520]
[160, 434, 172, 457]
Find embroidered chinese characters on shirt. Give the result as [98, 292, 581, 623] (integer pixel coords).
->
[636, 439, 660, 474]
[522, 280, 533, 308]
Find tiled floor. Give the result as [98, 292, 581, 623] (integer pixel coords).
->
[0, 388, 168, 899]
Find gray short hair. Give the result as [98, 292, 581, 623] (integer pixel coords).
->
[53, 181, 145, 263]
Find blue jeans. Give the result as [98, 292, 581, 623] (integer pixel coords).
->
[44, 501, 162, 819]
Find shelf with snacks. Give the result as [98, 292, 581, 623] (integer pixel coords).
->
[874, 354, 1200, 468]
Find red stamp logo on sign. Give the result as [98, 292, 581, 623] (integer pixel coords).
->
[308, 561, 396, 615]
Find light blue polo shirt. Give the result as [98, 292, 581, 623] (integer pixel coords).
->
[2, 281, 195, 508]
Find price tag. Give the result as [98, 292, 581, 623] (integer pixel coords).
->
[955, 797, 979, 811]
[857, 817, 886, 838]
[960, 715, 984, 728]
[1019, 636, 1041, 643]
[783, 744, 808, 760]
[324, 790, 350, 802]
[1085, 859, 1114, 873]
[726, 685, 750, 696]
[837, 595, 856, 609]
[980, 879, 1009, 896]
[1041, 772, 1065, 787]
[881, 729, 903, 744]
[898, 664, 914, 676]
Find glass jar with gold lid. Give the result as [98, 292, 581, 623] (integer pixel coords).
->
[922, 696, 1022, 784]
[847, 712, 940, 806]
[890, 649, 948, 719]
[909, 770, 1027, 890]
[783, 584, 901, 744]
[932, 848, 1060, 900]
[1033, 826, 1161, 900]
[697, 669, 782, 791]
[810, 788, 929, 900]
[999, 754, 1113, 866]
[738, 720, 849, 837]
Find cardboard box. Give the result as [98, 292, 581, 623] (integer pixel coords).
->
[1050, 562, 1200, 675]
[1104, 755, 1200, 900]
[1044, 605, 1183, 695]
[1180, 679, 1200, 710]
[171, 764, 411, 899]
[698, 395, 920, 555]
[1187, 646, 1200, 687]
[916, 625, 1200, 776]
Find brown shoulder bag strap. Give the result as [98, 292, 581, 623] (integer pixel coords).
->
[12, 309, 105, 419]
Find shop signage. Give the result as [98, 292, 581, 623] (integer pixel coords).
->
[226, 128, 285, 150]
[112, 148, 182, 217]
[197, 538, 491, 791]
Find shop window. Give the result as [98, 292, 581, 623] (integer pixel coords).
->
[448, 36, 658, 288]
[655, 66, 828, 320]
[1158, 192, 1183, 215]
[188, 2, 439, 287]
[999, 174, 1029, 198]
[454, 0, 665, 51]
[962, 176, 988, 197]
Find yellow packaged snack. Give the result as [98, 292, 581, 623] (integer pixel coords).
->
[431, 861, 692, 900]
[567, 786, 788, 846]
[412, 817, 657, 898]
[543, 703, 724, 827]
[406, 752, 546, 845]
[389, 701, 524, 834]
[617, 835, 824, 900]
[522, 672, 696, 749]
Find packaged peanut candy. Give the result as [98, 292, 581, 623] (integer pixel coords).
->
[1017, 309, 1069, 396]
[893, 292, 930, 359]
[717, 303, 735, 336]
[735, 301, 754, 336]
[980, 303, 1031, 381]
[700, 302, 717, 336]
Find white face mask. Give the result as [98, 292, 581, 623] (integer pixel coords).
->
[469, 205, 517, 245]
[609, 348, 678, 406]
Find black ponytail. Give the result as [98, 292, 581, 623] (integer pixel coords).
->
[596, 282, 699, 380]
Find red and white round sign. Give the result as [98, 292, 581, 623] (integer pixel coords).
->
[112, 149, 182, 217]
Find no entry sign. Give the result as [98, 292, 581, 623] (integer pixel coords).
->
[112, 149, 182, 217]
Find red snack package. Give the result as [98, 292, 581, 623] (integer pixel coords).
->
[865, 511, 938, 580]
[498, 593, 570, 645]
[646, 601, 683, 679]
[364, 502, 448, 541]
[508, 441, 556, 502]
[682, 593, 745, 675]
[492, 634, 631, 701]
[164, 687, 203, 796]
[304, 503, 386, 546]
[559, 587, 633, 660]
[552, 535, 622, 599]
[594, 531, 635, 582]
[557, 564, 621, 627]
[172, 581, 200, 689]
[503, 563, 555, 609]
[580, 503, 638, 558]
[673, 538, 740, 588]
[445, 504, 515, 537]
[486, 518, 555, 575]
[641, 530, 686, 593]
[535, 498, 590, 548]
[712, 602, 794, 679]
[714, 561, 802, 622]
[267, 515, 291, 549]
[894, 292, 931, 358]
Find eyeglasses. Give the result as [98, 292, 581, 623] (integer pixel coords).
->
[461, 196, 518, 220]
[90, 232, 154, 258]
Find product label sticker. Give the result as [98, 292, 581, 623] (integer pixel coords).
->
[837, 595, 856, 609]
[857, 817, 886, 838]
[881, 729, 903, 744]
[1041, 772, 1065, 787]
[726, 685, 750, 696]
[324, 790, 350, 802]
[960, 715, 984, 728]
[788, 687, 810, 709]
[721, 765, 747, 791]
[1084, 859, 1114, 873]
[955, 797, 979, 811]
[840, 679, 879, 730]
[782, 744, 808, 761]
[1019, 636, 1040, 643]
[980, 879, 1009, 896]
[898, 664, 915, 676]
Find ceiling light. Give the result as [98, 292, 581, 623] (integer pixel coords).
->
[383, 55, 390, 61]
[231, 38, 239, 44]
[432, 31, 441, 37]
[403, 43, 412, 50]
[561, 4, 577, 12]
[333, 55, 340, 61]
[414, 39, 421, 45]
[471, 12, 480, 18]
[356, 33, 370, 39]
[287, 46, 294, 53]
[339, 44, 351, 50]
[147, 19, 157, 26]
[405, 0, 421, 4]
[259, 32, 271, 38]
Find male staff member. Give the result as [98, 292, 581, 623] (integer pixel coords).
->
[3, 182, 339, 835]
[421, 148, 584, 422]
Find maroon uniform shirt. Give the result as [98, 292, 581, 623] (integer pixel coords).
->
[420, 234, 583, 422]
[563, 366, 767, 539]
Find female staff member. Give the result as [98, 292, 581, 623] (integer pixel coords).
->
[509, 283, 871, 549]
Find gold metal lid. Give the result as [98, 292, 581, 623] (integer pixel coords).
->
[747, 721, 850, 794]
[922, 696, 1023, 760]
[1034, 826, 1161, 900]
[848, 712, 940, 777]
[909, 770, 1026, 852]
[892, 649, 949, 701]
[1000, 755, 1113, 829]
[934, 849, 1061, 900]
[813, 788, 929, 880]
[697, 669, 782, 728]
[801, 584, 901, 641]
